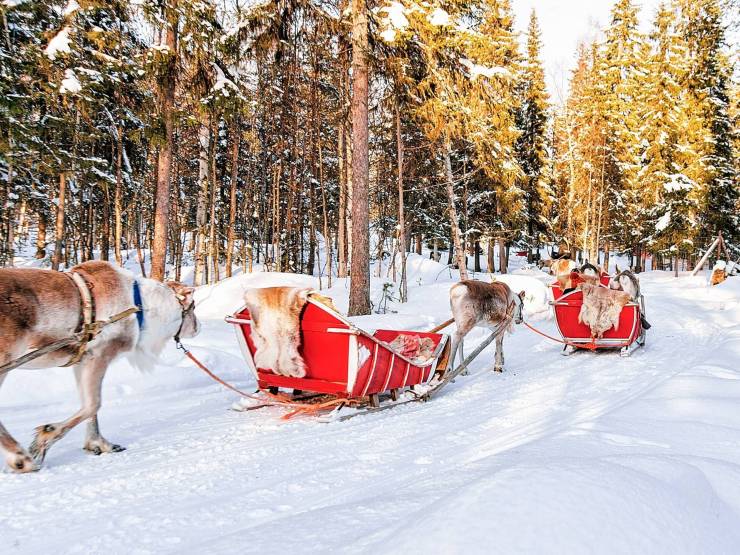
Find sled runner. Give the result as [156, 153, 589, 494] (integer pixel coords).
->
[225, 298, 457, 418]
[549, 276, 646, 357]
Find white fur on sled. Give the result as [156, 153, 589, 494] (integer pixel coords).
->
[578, 283, 631, 339]
[244, 286, 312, 378]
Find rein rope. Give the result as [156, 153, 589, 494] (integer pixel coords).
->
[176, 342, 359, 420]
[522, 321, 597, 351]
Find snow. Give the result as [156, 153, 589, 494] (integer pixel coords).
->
[428, 7, 450, 26]
[377, 1, 410, 43]
[59, 68, 81, 94]
[62, 0, 79, 17]
[380, 28, 398, 43]
[460, 58, 512, 80]
[2, 0, 26, 7]
[212, 63, 238, 97]
[45, 26, 73, 60]
[2, 249, 740, 553]
[664, 174, 694, 192]
[379, 1, 409, 30]
[655, 210, 671, 231]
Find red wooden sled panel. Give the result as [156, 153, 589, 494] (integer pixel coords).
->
[227, 299, 448, 398]
[551, 286, 641, 348]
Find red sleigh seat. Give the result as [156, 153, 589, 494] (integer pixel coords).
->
[226, 299, 449, 398]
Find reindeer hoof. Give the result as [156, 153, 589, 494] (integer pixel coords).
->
[84, 441, 126, 455]
[494, 366, 504, 373]
[7, 451, 38, 473]
[29, 424, 57, 464]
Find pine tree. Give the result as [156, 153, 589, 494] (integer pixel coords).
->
[515, 9, 549, 262]
[676, 0, 738, 250]
[599, 0, 646, 260]
[639, 3, 699, 258]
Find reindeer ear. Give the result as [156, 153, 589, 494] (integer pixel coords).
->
[167, 282, 195, 304]
[177, 286, 195, 304]
[519, 290, 526, 300]
[615, 264, 620, 273]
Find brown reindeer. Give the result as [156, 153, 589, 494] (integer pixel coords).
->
[0, 261, 199, 473]
[448, 280, 525, 373]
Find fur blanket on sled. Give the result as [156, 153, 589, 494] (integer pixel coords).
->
[243, 287, 340, 378]
[578, 283, 631, 339]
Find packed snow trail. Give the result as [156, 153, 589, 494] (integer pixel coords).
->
[1, 260, 739, 554]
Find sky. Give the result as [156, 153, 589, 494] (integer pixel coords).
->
[511, 0, 663, 102]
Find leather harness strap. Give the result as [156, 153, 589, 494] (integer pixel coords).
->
[62, 271, 98, 367]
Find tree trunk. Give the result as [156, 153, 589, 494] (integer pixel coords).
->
[100, 183, 110, 261]
[396, 106, 407, 303]
[443, 143, 468, 280]
[193, 119, 210, 285]
[0, 143, 14, 266]
[347, 0, 370, 316]
[150, 1, 178, 281]
[15, 197, 26, 242]
[225, 120, 240, 278]
[319, 142, 332, 288]
[498, 237, 508, 274]
[135, 207, 147, 278]
[36, 212, 47, 259]
[208, 120, 219, 284]
[52, 173, 66, 271]
[487, 241, 494, 273]
[337, 124, 347, 278]
[474, 239, 481, 272]
[114, 125, 124, 266]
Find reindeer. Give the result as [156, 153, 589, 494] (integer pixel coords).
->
[448, 280, 525, 373]
[609, 266, 640, 300]
[579, 262, 600, 277]
[609, 266, 651, 330]
[0, 261, 200, 473]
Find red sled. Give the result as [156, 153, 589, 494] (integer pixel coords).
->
[225, 298, 450, 414]
[549, 275, 646, 356]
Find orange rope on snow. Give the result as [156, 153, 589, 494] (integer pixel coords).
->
[181, 348, 360, 419]
[522, 321, 598, 351]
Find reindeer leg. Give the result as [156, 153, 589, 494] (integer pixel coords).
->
[29, 353, 112, 465]
[459, 339, 470, 375]
[70, 358, 125, 455]
[494, 334, 505, 372]
[82, 417, 126, 456]
[448, 333, 461, 371]
[0, 373, 37, 473]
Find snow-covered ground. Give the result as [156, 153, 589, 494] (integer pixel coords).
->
[2, 253, 739, 554]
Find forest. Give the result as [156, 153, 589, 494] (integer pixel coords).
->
[0, 0, 738, 315]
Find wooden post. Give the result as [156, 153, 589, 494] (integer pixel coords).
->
[690, 235, 721, 276]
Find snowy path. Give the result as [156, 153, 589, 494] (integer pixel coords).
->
[2, 267, 739, 554]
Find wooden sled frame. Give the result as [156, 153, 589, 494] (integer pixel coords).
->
[549, 278, 646, 357]
[225, 298, 469, 419]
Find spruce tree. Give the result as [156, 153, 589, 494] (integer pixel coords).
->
[515, 9, 549, 262]
[676, 0, 738, 250]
